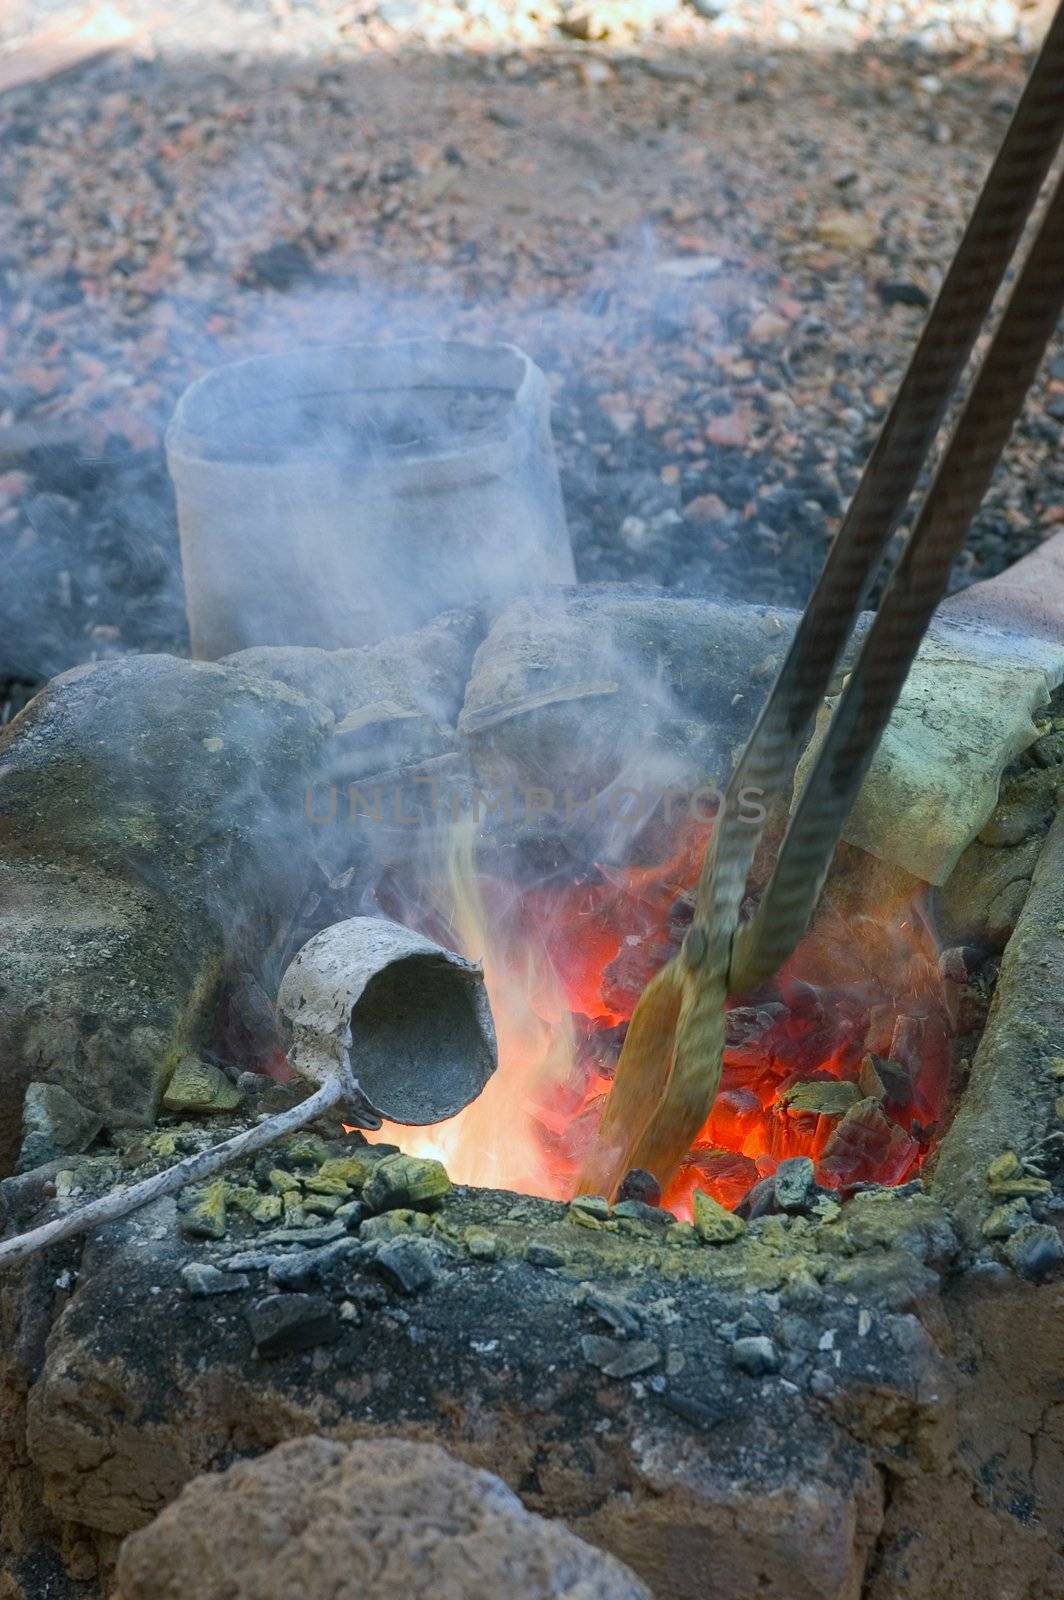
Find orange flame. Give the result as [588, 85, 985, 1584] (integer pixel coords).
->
[371, 821, 952, 1217]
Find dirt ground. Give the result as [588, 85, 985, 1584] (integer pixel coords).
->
[1, 0, 1063, 694]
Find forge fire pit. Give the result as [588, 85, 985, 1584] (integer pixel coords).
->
[1, 548, 1064, 1600]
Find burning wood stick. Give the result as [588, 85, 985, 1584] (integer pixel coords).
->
[579, 11, 1064, 1201]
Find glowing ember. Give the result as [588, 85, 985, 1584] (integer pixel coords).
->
[370, 820, 952, 1217]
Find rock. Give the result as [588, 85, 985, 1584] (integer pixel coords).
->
[981, 1199, 1030, 1241]
[569, 1194, 610, 1223]
[372, 1236, 438, 1295]
[465, 1227, 498, 1260]
[616, 1169, 661, 1207]
[181, 1182, 228, 1240]
[0, 655, 329, 1174]
[181, 1263, 249, 1297]
[525, 1241, 568, 1267]
[731, 1335, 781, 1376]
[361, 1209, 431, 1242]
[162, 1057, 242, 1116]
[705, 414, 748, 449]
[611, 1199, 671, 1230]
[1002, 1223, 1064, 1282]
[692, 1188, 746, 1243]
[581, 1334, 661, 1378]
[16, 1081, 103, 1172]
[796, 617, 1058, 885]
[584, 1289, 642, 1338]
[458, 587, 799, 806]
[362, 1153, 453, 1213]
[815, 209, 877, 251]
[774, 1156, 816, 1213]
[266, 1238, 361, 1290]
[246, 1294, 338, 1357]
[113, 1437, 651, 1600]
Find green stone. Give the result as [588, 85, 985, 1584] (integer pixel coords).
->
[250, 1194, 283, 1225]
[692, 1188, 745, 1245]
[282, 1133, 333, 1168]
[267, 1168, 301, 1195]
[988, 1176, 1052, 1198]
[981, 1199, 1030, 1240]
[780, 1079, 863, 1117]
[361, 1210, 431, 1241]
[182, 1181, 228, 1240]
[986, 1151, 1022, 1184]
[162, 1057, 243, 1115]
[362, 1154, 452, 1213]
[303, 1175, 352, 1197]
[569, 1194, 610, 1222]
[317, 1151, 388, 1192]
[465, 1227, 498, 1260]
[303, 1192, 344, 1217]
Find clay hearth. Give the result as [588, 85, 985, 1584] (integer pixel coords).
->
[2, 545, 1064, 1600]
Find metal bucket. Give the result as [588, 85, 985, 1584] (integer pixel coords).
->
[166, 340, 573, 660]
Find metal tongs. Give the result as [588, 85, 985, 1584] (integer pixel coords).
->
[580, 3, 1064, 1199]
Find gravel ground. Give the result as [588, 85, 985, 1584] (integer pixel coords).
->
[1, 0, 1063, 694]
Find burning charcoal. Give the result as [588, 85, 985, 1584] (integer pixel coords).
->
[162, 1058, 243, 1117]
[773, 1156, 816, 1214]
[938, 947, 969, 984]
[181, 1263, 249, 1298]
[580, 1334, 661, 1378]
[683, 1149, 759, 1211]
[703, 1087, 763, 1146]
[860, 1054, 915, 1114]
[692, 1189, 745, 1243]
[362, 1155, 452, 1214]
[779, 1079, 863, 1118]
[818, 1100, 918, 1189]
[371, 1236, 438, 1295]
[17, 1082, 102, 1172]
[247, 1293, 339, 1358]
[723, 1002, 790, 1061]
[733, 1177, 779, 1222]
[1002, 1223, 1064, 1282]
[616, 1169, 661, 1207]
[730, 1335, 780, 1376]
[888, 1015, 924, 1078]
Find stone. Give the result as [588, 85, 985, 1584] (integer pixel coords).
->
[317, 1150, 391, 1190]
[0, 655, 329, 1175]
[731, 1335, 781, 1376]
[16, 1081, 103, 1172]
[181, 1182, 227, 1240]
[986, 1151, 1022, 1184]
[246, 1294, 338, 1358]
[1002, 1223, 1064, 1282]
[692, 1188, 746, 1244]
[581, 1335, 661, 1378]
[815, 209, 878, 251]
[568, 1194, 610, 1223]
[525, 1241, 568, 1268]
[465, 1227, 498, 1260]
[774, 1157, 816, 1213]
[266, 1238, 361, 1290]
[162, 1057, 242, 1116]
[113, 1437, 651, 1600]
[611, 1200, 672, 1230]
[181, 1263, 249, 1298]
[372, 1236, 438, 1295]
[360, 1210, 430, 1242]
[795, 617, 1058, 885]
[584, 1289, 642, 1338]
[362, 1153, 453, 1213]
[615, 1169, 661, 1207]
[981, 1200, 1030, 1241]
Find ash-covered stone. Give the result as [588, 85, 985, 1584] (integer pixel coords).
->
[568, 1194, 610, 1224]
[180, 1182, 227, 1240]
[181, 1263, 249, 1298]
[371, 1236, 439, 1295]
[581, 1334, 661, 1378]
[731, 1335, 781, 1376]
[17, 1081, 103, 1172]
[362, 1153, 453, 1213]
[247, 1293, 338, 1357]
[266, 1238, 361, 1290]
[361, 1210, 432, 1243]
[612, 1199, 672, 1230]
[525, 1241, 568, 1268]
[774, 1157, 816, 1213]
[582, 1287, 642, 1338]
[1002, 1222, 1064, 1282]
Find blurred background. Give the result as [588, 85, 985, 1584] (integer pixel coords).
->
[0, 0, 1060, 709]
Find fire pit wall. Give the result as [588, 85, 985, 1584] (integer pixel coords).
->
[2, 546, 1064, 1600]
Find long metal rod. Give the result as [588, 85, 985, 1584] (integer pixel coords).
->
[734, 162, 1064, 989]
[692, 0, 1064, 975]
